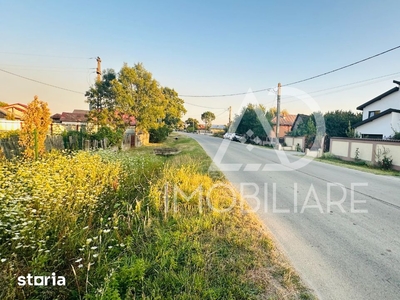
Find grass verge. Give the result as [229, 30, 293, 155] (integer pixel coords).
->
[0, 133, 315, 299]
[316, 153, 400, 177]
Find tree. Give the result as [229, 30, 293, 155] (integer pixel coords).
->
[19, 96, 51, 159]
[324, 110, 362, 150]
[185, 118, 199, 132]
[201, 111, 216, 130]
[0, 101, 8, 107]
[112, 63, 166, 132]
[85, 69, 118, 128]
[233, 104, 269, 140]
[162, 87, 187, 130]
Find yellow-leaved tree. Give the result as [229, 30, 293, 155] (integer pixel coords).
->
[19, 95, 51, 159]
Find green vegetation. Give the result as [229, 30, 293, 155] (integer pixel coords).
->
[0, 134, 314, 299]
[318, 152, 400, 176]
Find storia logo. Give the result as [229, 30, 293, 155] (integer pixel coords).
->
[17, 273, 66, 286]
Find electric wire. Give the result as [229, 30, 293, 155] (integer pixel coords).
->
[180, 45, 400, 97]
[0, 67, 83, 94]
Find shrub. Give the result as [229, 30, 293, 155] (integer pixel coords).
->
[149, 125, 170, 143]
[375, 146, 393, 170]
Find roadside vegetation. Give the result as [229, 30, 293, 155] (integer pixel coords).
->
[0, 134, 314, 299]
[317, 152, 400, 176]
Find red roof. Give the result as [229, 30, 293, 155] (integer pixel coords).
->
[59, 111, 88, 123]
[271, 114, 297, 126]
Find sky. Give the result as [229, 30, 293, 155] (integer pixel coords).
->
[1, 0, 400, 125]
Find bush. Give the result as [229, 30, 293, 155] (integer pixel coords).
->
[149, 125, 171, 143]
[92, 126, 123, 146]
[375, 146, 393, 170]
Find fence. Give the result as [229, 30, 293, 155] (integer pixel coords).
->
[330, 137, 400, 170]
[284, 136, 306, 151]
[0, 136, 64, 159]
[0, 120, 22, 131]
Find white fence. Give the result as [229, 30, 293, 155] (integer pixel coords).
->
[0, 120, 22, 131]
[284, 136, 306, 151]
[330, 138, 400, 171]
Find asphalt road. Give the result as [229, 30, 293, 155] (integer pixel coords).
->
[187, 133, 400, 300]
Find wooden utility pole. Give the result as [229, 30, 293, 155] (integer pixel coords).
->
[96, 57, 102, 82]
[275, 83, 281, 143]
[228, 106, 232, 125]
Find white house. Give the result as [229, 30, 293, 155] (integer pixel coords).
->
[354, 80, 400, 139]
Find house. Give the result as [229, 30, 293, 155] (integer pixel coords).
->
[51, 109, 89, 132]
[0, 103, 28, 120]
[291, 114, 310, 132]
[0, 103, 27, 131]
[354, 80, 400, 139]
[270, 114, 297, 138]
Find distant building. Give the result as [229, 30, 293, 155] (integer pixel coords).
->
[0, 103, 28, 120]
[270, 114, 297, 138]
[51, 109, 89, 132]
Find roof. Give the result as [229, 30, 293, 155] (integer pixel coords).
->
[353, 108, 400, 128]
[59, 112, 88, 123]
[0, 103, 27, 119]
[356, 80, 400, 110]
[271, 114, 297, 126]
[291, 114, 309, 131]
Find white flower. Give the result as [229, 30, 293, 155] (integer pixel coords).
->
[86, 238, 92, 244]
[93, 253, 99, 258]
[90, 246, 98, 250]
[103, 229, 111, 233]
[1, 258, 6, 263]
[75, 258, 83, 263]
[78, 264, 83, 268]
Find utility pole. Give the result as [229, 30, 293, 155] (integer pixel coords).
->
[228, 106, 232, 126]
[275, 83, 281, 144]
[96, 56, 102, 82]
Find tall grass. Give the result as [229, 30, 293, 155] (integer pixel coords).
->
[0, 135, 314, 299]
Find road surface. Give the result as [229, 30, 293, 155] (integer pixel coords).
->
[187, 133, 400, 300]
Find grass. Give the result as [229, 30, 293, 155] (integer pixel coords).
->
[316, 153, 400, 177]
[0, 133, 315, 299]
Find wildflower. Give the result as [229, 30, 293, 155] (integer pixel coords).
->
[1, 258, 6, 263]
[75, 258, 83, 263]
[103, 229, 111, 233]
[86, 238, 92, 244]
[93, 254, 99, 258]
[78, 264, 83, 268]
[90, 246, 98, 250]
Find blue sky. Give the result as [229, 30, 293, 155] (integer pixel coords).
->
[1, 0, 400, 124]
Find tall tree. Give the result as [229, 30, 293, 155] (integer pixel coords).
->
[0, 101, 8, 107]
[201, 111, 216, 130]
[185, 118, 199, 132]
[85, 69, 118, 127]
[162, 87, 187, 129]
[233, 104, 269, 139]
[112, 63, 166, 132]
[19, 96, 51, 159]
[324, 110, 362, 151]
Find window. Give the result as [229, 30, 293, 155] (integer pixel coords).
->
[368, 110, 380, 118]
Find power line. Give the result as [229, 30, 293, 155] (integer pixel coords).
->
[180, 45, 400, 98]
[281, 71, 400, 104]
[181, 87, 274, 98]
[282, 45, 400, 86]
[0, 51, 94, 59]
[184, 101, 227, 109]
[0, 67, 84, 94]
